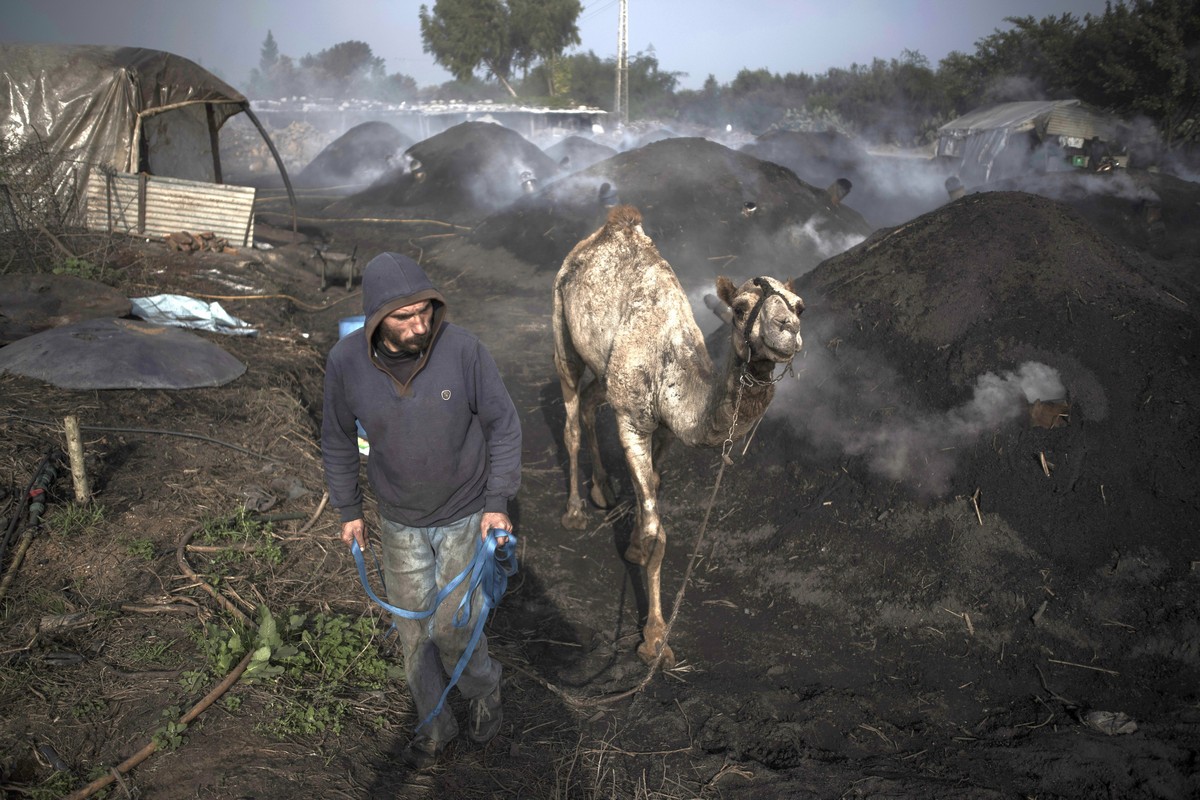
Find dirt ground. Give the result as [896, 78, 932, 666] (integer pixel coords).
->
[1, 125, 1198, 800]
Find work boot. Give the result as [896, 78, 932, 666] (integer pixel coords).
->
[468, 683, 503, 743]
[400, 735, 446, 772]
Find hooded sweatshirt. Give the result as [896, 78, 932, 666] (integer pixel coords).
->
[321, 253, 522, 527]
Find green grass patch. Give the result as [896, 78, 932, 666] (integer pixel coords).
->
[47, 502, 105, 537]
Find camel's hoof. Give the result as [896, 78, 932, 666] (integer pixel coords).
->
[589, 478, 617, 509]
[561, 509, 588, 530]
[637, 639, 676, 670]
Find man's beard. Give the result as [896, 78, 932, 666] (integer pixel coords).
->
[383, 328, 432, 354]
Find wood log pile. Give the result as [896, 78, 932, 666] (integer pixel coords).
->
[164, 231, 237, 254]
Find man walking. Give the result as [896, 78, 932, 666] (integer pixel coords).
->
[321, 252, 522, 770]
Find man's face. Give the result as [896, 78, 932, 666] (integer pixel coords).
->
[378, 300, 433, 354]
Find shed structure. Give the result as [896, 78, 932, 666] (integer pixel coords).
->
[937, 99, 1121, 186]
[0, 43, 294, 243]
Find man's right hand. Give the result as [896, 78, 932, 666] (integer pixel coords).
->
[341, 518, 367, 549]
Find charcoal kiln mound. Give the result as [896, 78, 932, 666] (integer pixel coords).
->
[986, 168, 1200, 291]
[655, 187, 1200, 796]
[294, 120, 413, 191]
[742, 129, 870, 177]
[473, 136, 874, 279]
[791, 186, 1197, 597]
[324, 120, 561, 223]
[743, 128, 957, 228]
[620, 125, 678, 150]
[542, 134, 618, 174]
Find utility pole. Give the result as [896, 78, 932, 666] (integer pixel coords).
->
[614, 0, 628, 128]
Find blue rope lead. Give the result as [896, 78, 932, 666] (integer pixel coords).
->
[350, 529, 519, 732]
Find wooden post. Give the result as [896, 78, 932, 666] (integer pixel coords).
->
[64, 415, 91, 504]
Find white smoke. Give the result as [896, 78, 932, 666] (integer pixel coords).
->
[771, 326, 1065, 495]
[783, 217, 868, 267]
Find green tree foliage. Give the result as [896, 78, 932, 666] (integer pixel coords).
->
[419, 0, 582, 98]
[245, 33, 416, 103]
[420, 0, 515, 95]
[259, 30, 279, 73]
[546, 50, 610, 109]
[509, 0, 582, 94]
[967, 14, 1083, 102]
[300, 40, 386, 93]
[625, 48, 682, 119]
[1071, 0, 1200, 148]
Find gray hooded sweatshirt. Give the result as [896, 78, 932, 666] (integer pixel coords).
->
[321, 253, 522, 527]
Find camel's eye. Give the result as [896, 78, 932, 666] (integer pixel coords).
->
[734, 305, 746, 320]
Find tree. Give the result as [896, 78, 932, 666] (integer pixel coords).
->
[300, 40, 386, 95]
[509, 0, 582, 94]
[260, 30, 279, 73]
[624, 48, 681, 120]
[419, 0, 583, 98]
[966, 14, 1082, 102]
[1072, 0, 1200, 149]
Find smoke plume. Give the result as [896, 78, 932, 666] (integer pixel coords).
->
[768, 314, 1064, 495]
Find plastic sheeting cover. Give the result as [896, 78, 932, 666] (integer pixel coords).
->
[0, 43, 248, 214]
[0, 317, 246, 389]
[130, 294, 257, 336]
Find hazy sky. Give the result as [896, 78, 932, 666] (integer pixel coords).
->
[3, 0, 1115, 92]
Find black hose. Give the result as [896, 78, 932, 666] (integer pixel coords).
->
[0, 449, 54, 567]
[1, 413, 282, 463]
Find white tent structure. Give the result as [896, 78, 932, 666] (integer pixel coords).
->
[937, 99, 1121, 186]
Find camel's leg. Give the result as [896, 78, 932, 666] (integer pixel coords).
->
[651, 427, 674, 484]
[554, 336, 588, 531]
[615, 417, 675, 669]
[581, 378, 617, 509]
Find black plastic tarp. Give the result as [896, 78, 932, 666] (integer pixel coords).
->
[0, 43, 293, 224]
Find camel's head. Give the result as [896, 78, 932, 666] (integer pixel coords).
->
[716, 275, 805, 363]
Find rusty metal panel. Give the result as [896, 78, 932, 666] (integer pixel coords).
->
[85, 172, 255, 245]
[1043, 105, 1112, 141]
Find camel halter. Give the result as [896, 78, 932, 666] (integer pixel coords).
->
[724, 278, 797, 464]
[742, 277, 788, 362]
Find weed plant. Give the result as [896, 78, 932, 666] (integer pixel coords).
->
[184, 605, 400, 739]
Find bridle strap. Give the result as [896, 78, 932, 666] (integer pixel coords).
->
[742, 277, 785, 361]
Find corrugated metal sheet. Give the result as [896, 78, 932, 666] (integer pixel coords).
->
[938, 100, 1076, 136]
[85, 172, 255, 245]
[939, 99, 1118, 141]
[1043, 105, 1112, 140]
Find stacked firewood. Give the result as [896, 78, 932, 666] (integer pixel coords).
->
[164, 231, 236, 254]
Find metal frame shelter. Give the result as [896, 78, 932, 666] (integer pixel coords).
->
[0, 43, 296, 235]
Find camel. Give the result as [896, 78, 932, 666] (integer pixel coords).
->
[552, 205, 804, 667]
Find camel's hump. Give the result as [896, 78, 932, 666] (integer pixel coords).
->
[605, 204, 642, 231]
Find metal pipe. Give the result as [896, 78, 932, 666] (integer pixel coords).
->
[241, 105, 298, 237]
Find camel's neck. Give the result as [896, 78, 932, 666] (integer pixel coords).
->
[680, 346, 780, 448]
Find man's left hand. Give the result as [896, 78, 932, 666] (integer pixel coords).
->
[481, 512, 512, 543]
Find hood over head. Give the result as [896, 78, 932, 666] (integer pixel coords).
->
[361, 252, 447, 352]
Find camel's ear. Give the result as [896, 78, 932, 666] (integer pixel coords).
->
[715, 275, 737, 306]
[785, 279, 806, 313]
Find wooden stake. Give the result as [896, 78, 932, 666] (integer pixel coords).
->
[64, 415, 91, 504]
[971, 488, 983, 526]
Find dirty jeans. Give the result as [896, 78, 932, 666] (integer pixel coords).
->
[379, 509, 502, 743]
